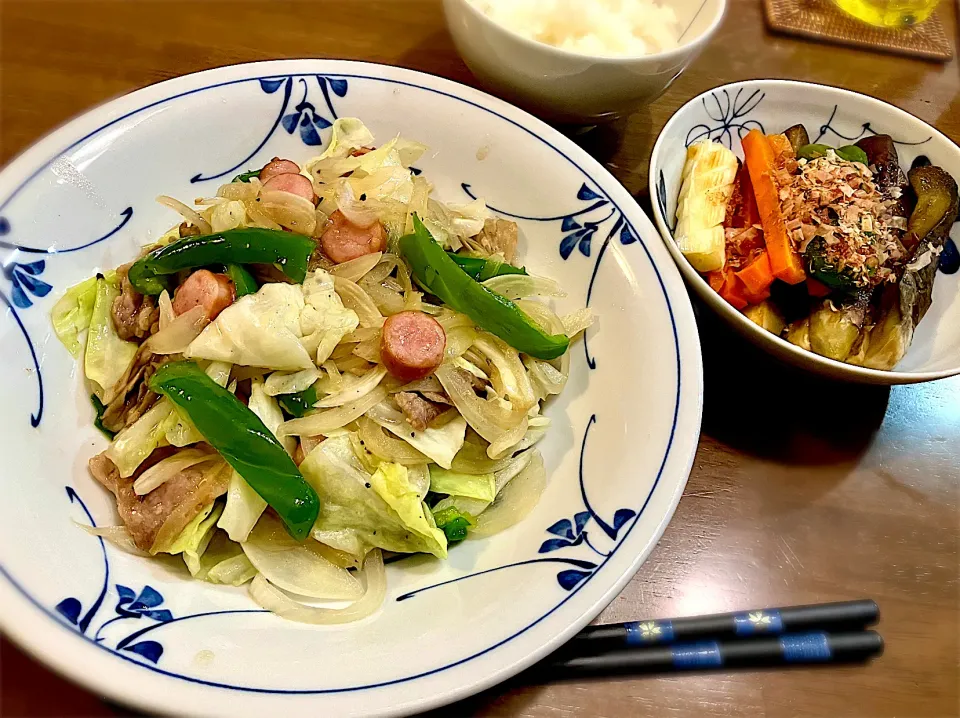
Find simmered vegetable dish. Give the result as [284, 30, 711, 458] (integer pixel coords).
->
[51, 119, 592, 623]
[676, 125, 959, 369]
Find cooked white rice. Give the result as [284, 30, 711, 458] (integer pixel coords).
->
[469, 0, 680, 57]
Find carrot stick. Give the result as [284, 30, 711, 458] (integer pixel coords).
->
[718, 268, 749, 310]
[767, 133, 796, 169]
[742, 130, 806, 285]
[735, 251, 775, 295]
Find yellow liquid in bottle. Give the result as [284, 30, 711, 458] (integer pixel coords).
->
[832, 0, 941, 27]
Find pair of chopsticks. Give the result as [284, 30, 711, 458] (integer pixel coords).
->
[534, 599, 881, 679]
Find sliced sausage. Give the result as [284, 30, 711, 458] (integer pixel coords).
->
[261, 172, 317, 204]
[259, 157, 301, 182]
[380, 311, 446, 383]
[172, 269, 236, 321]
[320, 210, 387, 263]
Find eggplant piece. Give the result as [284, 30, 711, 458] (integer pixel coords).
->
[783, 124, 810, 155]
[855, 135, 912, 218]
[807, 294, 870, 362]
[743, 300, 786, 335]
[855, 166, 959, 370]
[784, 318, 811, 351]
[907, 166, 959, 248]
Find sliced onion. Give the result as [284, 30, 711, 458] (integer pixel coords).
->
[244, 200, 283, 230]
[516, 299, 565, 334]
[329, 252, 383, 282]
[242, 514, 363, 600]
[264, 367, 321, 396]
[217, 181, 259, 202]
[133, 448, 220, 495]
[445, 326, 478, 360]
[315, 366, 387, 408]
[493, 449, 534, 493]
[398, 375, 444, 394]
[76, 523, 150, 557]
[258, 189, 317, 236]
[360, 280, 406, 316]
[334, 277, 384, 328]
[322, 360, 344, 392]
[451, 438, 519, 474]
[510, 416, 551, 454]
[337, 180, 379, 228]
[248, 549, 385, 625]
[473, 334, 536, 411]
[471, 451, 546, 538]
[524, 356, 567, 397]
[483, 274, 566, 300]
[279, 385, 387, 436]
[352, 337, 382, 363]
[435, 310, 475, 332]
[156, 195, 212, 235]
[335, 355, 374, 376]
[358, 416, 430, 465]
[561, 308, 595, 337]
[489, 416, 529, 459]
[342, 326, 381, 344]
[366, 399, 404, 426]
[145, 305, 208, 355]
[158, 290, 175, 330]
[435, 363, 526, 445]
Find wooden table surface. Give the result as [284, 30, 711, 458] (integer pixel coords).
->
[1, 1, 958, 716]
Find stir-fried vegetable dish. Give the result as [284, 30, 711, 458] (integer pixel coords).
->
[51, 119, 592, 623]
[676, 126, 959, 369]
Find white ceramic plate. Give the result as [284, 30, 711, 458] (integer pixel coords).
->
[650, 80, 960, 384]
[0, 61, 702, 717]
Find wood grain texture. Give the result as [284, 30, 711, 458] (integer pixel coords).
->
[0, 1, 958, 716]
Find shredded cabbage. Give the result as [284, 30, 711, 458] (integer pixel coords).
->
[217, 470, 267, 543]
[51, 275, 101, 357]
[299, 435, 447, 559]
[248, 377, 295, 455]
[85, 276, 138, 398]
[429, 466, 496, 501]
[186, 269, 358, 370]
[189, 529, 257, 586]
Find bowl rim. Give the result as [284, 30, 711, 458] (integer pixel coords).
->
[444, 0, 727, 64]
[0, 58, 704, 717]
[649, 78, 960, 384]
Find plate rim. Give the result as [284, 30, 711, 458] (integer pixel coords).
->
[648, 77, 960, 385]
[0, 58, 703, 716]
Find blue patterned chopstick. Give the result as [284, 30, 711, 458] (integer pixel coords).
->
[569, 599, 878, 650]
[544, 631, 883, 677]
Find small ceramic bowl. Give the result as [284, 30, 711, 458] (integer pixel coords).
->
[649, 79, 960, 385]
[443, 0, 726, 124]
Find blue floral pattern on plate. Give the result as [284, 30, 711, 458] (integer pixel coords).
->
[190, 75, 348, 183]
[0, 208, 133, 427]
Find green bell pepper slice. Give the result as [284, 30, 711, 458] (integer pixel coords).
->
[149, 361, 319, 540]
[797, 144, 869, 165]
[278, 386, 318, 418]
[224, 263, 259, 297]
[445, 253, 528, 281]
[129, 228, 314, 295]
[400, 216, 569, 360]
